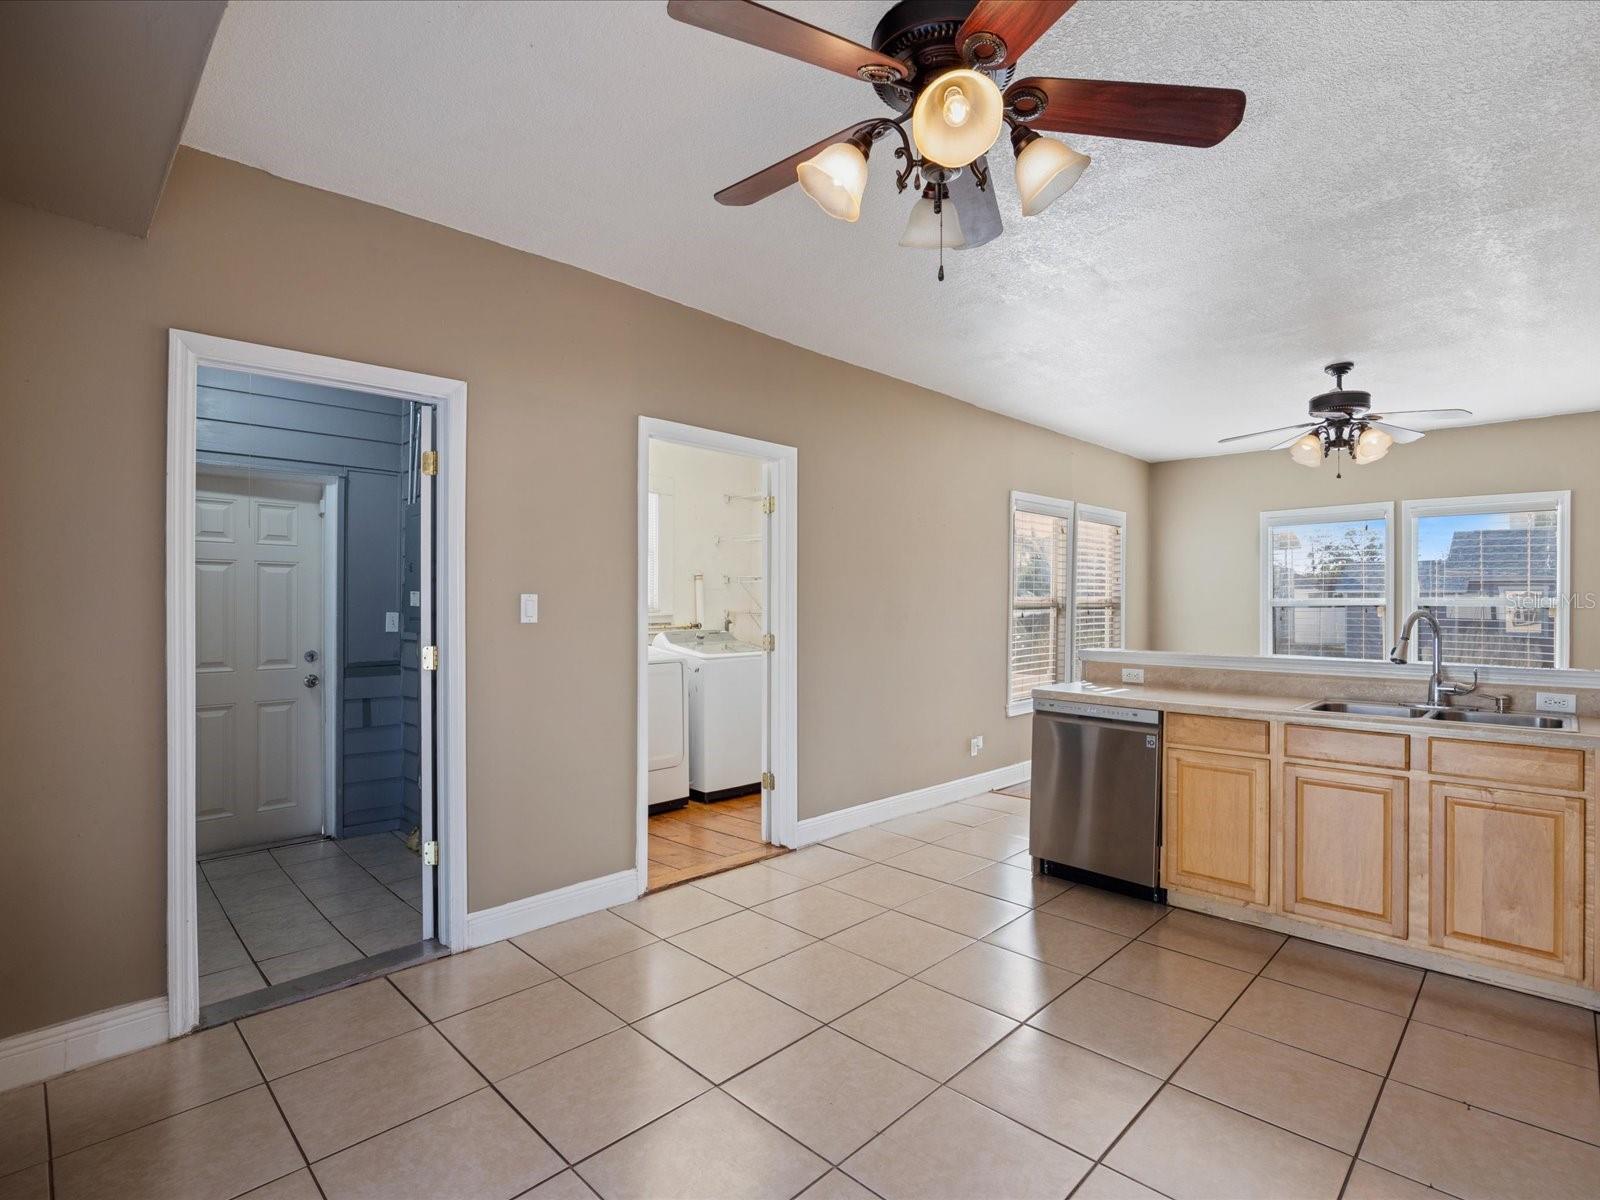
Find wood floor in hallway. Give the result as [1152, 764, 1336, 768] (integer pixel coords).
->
[647, 792, 783, 890]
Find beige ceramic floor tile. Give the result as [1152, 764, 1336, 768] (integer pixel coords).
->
[950, 1025, 1160, 1157]
[1173, 1024, 1382, 1153]
[52, 1085, 302, 1200]
[931, 826, 1030, 861]
[0, 1085, 46, 1176]
[1224, 976, 1406, 1074]
[725, 1027, 936, 1163]
[270, 1026, 481, 1162]
[796, 1170, 878, 1200]
[1390, 1020, 1600, 1145]
[200, 963, 268, 1005]
[1028, 978, 1212, 1078]
[754, 885, 882, 938]
[692, 862, 811, 906]
[198, 921, 252, 974]
[822, 827, 922, 862]
[916, 940, 1077, 1021]
[1037, 886, 1167, 937]
[0, 1162, 48, 1200]
[436, 977, 621, 1080]
[257, 939, 364, 985]
[825, 863, 944, 908]
[895, 884, 1027, 938]
[270, 840, 347, 866]
[842, 1087, 1090, 1200]
[827, 911, 972, 975]
[635, 978, 818, 1082]
[965, 791, 1029, 814]
[47, 1023, 262, 1155]
[389, 941, 553, 1020]
[741, 942, 905, 1021]
[233, 903, 346, 961]
[1070, 1166, 1166, 1200]
[1342, 1160, 1455, 1199]
[202, 851, 280, 881]
[609, 884, 739, 938]
[1410, 971, 1598, 1067]
[882, 844, 991, 883]
[1262, 939, 1421, 1016]
[927, 802, 998, 827]
[1105, 1085, 1349, 1200]
[875, 814, 969, 842]
[511, 910, 656, 976]
[1361, 1080, 1600, 1200]
[984, 910, 1129, 974]
[1139, 909, 1286, 972]
[310, 1087, 561, 1200]
[329, 900, 421, 956]
[667, 910, 814, 974]
[240, 979, 424, 1080]
[564, 941, 729, 1023]
[239, 1170, 322, 1200]
[976, 811, 1030, 836]
[767, 845, 870, 883]
[1091, 941, 1252, 1020]
[518, 1171, 600, 1200]
[833, 980, 1016, 1081]
[306, 882, 396, 920]
[498, 1027, 708, 1161]
[953, 862, 1069, 908]
[576, 1089, 826, 1200]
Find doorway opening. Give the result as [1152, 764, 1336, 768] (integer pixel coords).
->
[168, 331, 468, 1036]
[637, 420, 797, 893]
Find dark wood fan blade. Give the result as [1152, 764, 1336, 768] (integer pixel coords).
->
[1218, 422, 1316, 446]
[955, 1, 1077, 66]
[668, 0, 908, 83]
[945, 157, 1003, 249]
[1008, 77, 1246, 147]
[714, 121, 879, 207]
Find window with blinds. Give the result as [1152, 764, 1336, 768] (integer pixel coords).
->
[1403, 493, 1569, 668]
[1072, 508, 1125, 677]
[1262, 505, 1392, 659]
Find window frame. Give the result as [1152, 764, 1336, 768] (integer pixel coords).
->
[1399, 490, 1571, 670]
[1070, 502, 1128, 681]
[1258, 502, 1395, 662]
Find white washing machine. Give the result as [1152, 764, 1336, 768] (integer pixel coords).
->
[647, 649, 689, 813]
[651, 631, 764, 800]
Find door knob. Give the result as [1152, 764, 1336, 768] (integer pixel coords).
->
[304, 674, 320, 689]
[304, 649, 319, 663]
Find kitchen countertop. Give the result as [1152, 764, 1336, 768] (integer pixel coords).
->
[1034, 680, 1592, 747]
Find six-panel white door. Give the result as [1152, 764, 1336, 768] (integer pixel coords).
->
[196, 473, 326, 854]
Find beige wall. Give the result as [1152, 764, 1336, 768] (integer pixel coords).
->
[0, 150, 1150, 1037]
[1149, 413, 1600, 665]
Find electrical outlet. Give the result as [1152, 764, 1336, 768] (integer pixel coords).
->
[1121, 667, 1146, 684]
[1536, 692, 1577, 714]
[969, 735, 983, 758]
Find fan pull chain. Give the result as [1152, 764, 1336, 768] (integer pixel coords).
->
[937, 189, 945, 283]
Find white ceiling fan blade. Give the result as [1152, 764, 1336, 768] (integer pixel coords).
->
[1370, 407, 1472, 419]
[1218, 422, 1317, 445]
[1372, 421, 1425, 444]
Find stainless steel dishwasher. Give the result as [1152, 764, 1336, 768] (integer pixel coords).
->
[1030, 697, 1165, 901]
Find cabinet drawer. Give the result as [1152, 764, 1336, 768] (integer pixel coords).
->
[1285, 723, 1410, 771]
[1167, 713, 1269, 756]
[1427, 737, 1585, 793]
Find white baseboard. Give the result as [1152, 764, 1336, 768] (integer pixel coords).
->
[795, 760, 1030, 846]
[465, 869, 640, 948]
[0, 997, 169, 1092]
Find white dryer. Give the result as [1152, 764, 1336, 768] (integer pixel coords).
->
[647, 649, 689, 813]
[651, 631, 764, 800]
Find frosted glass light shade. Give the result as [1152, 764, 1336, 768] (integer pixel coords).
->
[797, 141, 869, 221]
[1015, 135, 1090, 216]
[911, 69, 1004, 168]
[1354, 426, 1393, 463]
[1289, 432, 1324, 467]
[899, 195, 966, 249]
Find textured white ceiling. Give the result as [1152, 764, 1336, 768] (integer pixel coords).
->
[183, 0, 1600, 461]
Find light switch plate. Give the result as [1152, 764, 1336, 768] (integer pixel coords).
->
[1536, 692, 1577, 714]
[383, 611, 400, 633]
[1121, 667, 1146, 684]
[969, 735, 983, 758]
[409, 590, 421, 607]
[520, 593, 539, 624]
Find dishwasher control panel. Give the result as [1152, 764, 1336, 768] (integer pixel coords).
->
[1034, 697, 1160, 726]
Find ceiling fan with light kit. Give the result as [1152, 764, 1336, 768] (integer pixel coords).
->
[667, 0, 1247, 279]
[1220, 362, 1473, 476]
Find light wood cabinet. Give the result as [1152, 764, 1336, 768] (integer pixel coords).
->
[1429, 782, 1584, 980]
[1167, 713, 1270, 756]
[1282, 764, 1408, 937]
[1164, 747, 1270, 904]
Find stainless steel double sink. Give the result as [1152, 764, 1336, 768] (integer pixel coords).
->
[1302, 699, 1576, 731]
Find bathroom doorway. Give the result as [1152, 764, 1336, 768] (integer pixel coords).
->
[637, 419, 797, 892]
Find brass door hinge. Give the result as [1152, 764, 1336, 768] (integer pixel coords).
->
[761, 771, 776, 791]
[422, 840, 440, 867]
[420, 450, 439, 476]
[421, 644, 439, 670]
[761, 495, 776, 515]
[760, 633, 776, 652]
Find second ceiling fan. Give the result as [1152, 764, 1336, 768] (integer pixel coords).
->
[668, 0, 1247, 277]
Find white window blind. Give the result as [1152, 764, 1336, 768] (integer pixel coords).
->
[1262, 505, 1392, 660]
[1072, 508, 1125, 677]
[1009, 498, 1072, 709]
[1403, 492, 1569, 668]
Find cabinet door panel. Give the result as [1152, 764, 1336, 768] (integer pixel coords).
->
[1429, 783, 1584, 979]
[1283, 765, 1407, 937]
[1164, 748, 1269, 904]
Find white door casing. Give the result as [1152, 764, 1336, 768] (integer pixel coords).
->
[195, 473, 325, 854]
